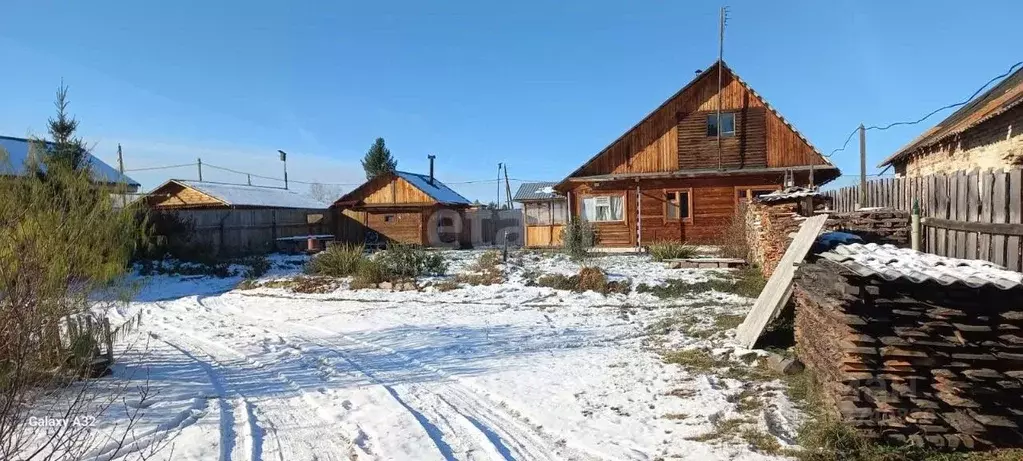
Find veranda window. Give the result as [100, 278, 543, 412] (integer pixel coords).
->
[524, 201, 568, 225]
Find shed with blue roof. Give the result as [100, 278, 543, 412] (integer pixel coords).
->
[332, 166, 472, 247]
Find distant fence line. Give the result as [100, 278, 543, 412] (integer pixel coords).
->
[824, 168, 1023, 272]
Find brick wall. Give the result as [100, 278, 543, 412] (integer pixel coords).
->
[901, 104, 1023, 177]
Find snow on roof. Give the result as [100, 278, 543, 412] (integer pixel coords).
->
[0, 135, 140, 187]
[513, 181, 564, 202]
[819, 243, 1023, 290]
[394, 171, 471, 205]
[174, 180, 329, 209]
[755, 186, 821, 203]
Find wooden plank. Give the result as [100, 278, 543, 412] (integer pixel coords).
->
[966, 170, 979, 259]
[1008, 168, 1022, 271]
[921, 218, 1023, 236]
[735, 214, 829, 349]
[979, 170, 993, 262]
[956, 171, 968, 258]
[927, 176, 936, 253]
[936, 174, 948, 257]
[992, 171, 1008, 266]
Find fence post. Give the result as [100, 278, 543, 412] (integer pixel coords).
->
[911, 198, 921, 251]
[102, 318, 114, 365]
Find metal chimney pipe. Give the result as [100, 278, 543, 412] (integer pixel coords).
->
[428, 154, 436, 185]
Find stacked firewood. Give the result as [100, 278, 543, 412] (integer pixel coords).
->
[794, 260, 1023, 450]
[746, 202, 802, 277]
[824, 209, 911, 246]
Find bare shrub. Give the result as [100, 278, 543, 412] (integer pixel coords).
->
[534, 267, 630, 295]
[719, 205, 751, 260]
[454, 250, 504, 286]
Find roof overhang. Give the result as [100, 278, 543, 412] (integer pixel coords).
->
[561, 165, 840, 186]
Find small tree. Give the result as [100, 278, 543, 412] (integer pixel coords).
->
[44, 82, 89, 172]
[0, 86, 155, 460]
[360, 137, 397, 180]
[561, 217, 595, 259]
[308, 182, 344, 203]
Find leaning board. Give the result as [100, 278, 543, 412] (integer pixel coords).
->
[734, 214, 829, 349]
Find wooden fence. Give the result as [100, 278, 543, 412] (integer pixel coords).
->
[167, 208, 331, 255]
[824, 168, 1023, 272]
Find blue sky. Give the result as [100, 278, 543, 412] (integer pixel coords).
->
[1, 1, 1020, 202]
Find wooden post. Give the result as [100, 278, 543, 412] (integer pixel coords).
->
[102, 318, 114, 365]
[636, 185, 642, 249]
[911, 198, 921, 251]
[197, 157, 203, 182]
[858, 124, 866, 209]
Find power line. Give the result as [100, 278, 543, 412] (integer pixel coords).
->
[826, 60, 1022, 158]
[123, 163, 195, 172]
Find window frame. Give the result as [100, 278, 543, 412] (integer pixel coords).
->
[734, 185, 780, 206]
[662, 188, 694, 223]
[706, 112, 736, 137]
[580, 194, 626, 223]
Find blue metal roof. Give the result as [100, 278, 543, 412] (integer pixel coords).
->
[513, 181, 563, 201]
[395, 171, 471, 205]
[0, 135, 140, 187]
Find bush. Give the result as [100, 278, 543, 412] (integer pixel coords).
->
[561, 218, 595, 259]
[351, 259, 388, 289]
[720, 205, 751, 260]
[454, 250, 504, 286]
[534, 267, 631, 295]
[305, 243, 366, 276]
[243, 255, 271, 278]
[647, 241, 698, 261]
[375, 243, 447, 277]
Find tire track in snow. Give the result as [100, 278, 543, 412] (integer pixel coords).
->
[150, 314, 361, 461]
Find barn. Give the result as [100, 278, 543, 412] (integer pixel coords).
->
[333, 170, 472, 247]
[142, 179, 330, 254]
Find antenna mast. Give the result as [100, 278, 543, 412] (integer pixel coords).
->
[717, 6, 728, 171]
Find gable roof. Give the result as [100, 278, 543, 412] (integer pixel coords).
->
[513, 181, 564, 201]
[558, 60, 835, 186]
[151, 179, 328, 209]
[394, 171, 471, 205]
[879, 67, 1023, 168]
[335, 171, 472, 206]
[0, 135, 140, 187]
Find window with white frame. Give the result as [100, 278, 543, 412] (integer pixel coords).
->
[581, 195, 624, 222]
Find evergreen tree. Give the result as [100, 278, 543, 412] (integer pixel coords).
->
[45, 83, 89, 172]
[360, 137, 397, 180]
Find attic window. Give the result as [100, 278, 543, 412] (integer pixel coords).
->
[707, 113, 735, 137]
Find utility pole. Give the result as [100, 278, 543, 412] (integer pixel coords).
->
[716, 6, 728, 171]
[278, 150, 289, 190]
[859, 124, 867, 209]
[247, 174, 252, 186]
[117, 144, 126, 207]
[503, 164, 513, 209]
[198, 157, 203, 182]
[496, 163, 503, 208]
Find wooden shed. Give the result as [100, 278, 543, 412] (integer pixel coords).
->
[554, 60, 840, 247]
[332, 170, 473, 247]
[513, 182, 567, 247]
[142, 179, 330, 254]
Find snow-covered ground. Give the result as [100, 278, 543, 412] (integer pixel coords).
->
[42, 250, 801, 461]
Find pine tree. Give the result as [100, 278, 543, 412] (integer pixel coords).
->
[360, 137, 397, 180]
[45, 83, 89, 172]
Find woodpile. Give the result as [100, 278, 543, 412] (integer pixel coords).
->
[746, 201, 803, 277]
[824, 209, 910, 246]
[794, 260, 1023, 450]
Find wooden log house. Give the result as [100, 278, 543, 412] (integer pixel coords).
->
[554, 60, 840, 247]
[332, 165, 473, 247]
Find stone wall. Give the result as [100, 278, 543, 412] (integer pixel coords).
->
[794, 261, 1023, 449]
[900, 104, 1023, 177]
[745, 202, 910, 277]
